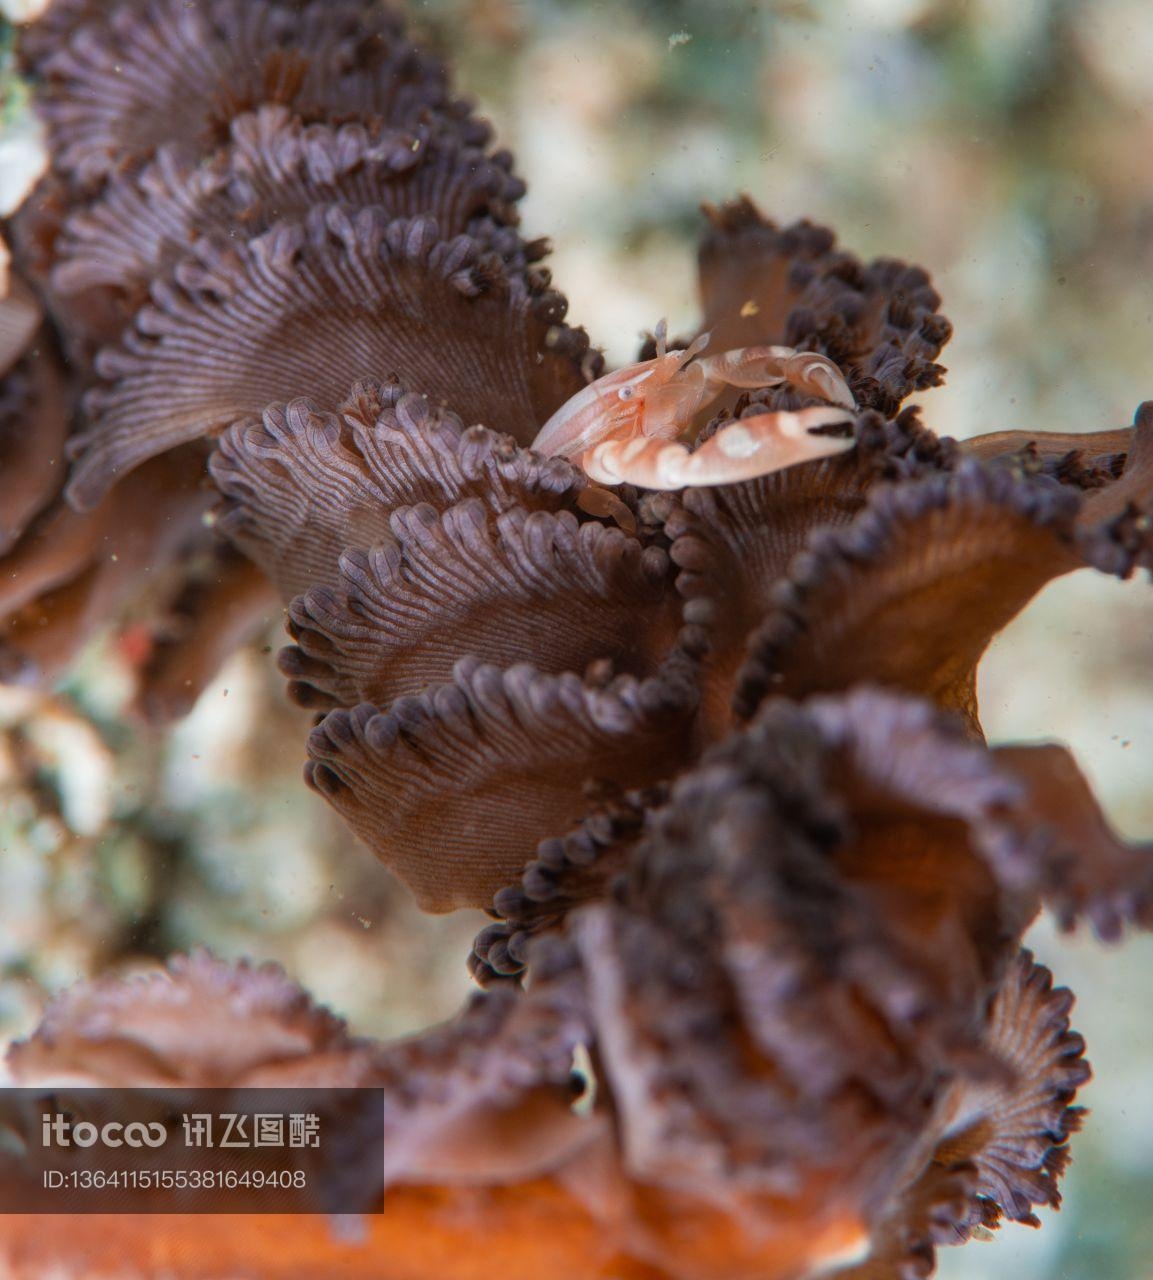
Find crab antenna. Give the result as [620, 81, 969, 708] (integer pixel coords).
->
[677, 330, 711, 369]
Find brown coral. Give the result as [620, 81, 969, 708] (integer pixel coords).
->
[1, 705, 1107, 1278]
[0, 0, 1151, 1277]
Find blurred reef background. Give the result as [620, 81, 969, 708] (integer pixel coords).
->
[1, 1, 1151, 1275]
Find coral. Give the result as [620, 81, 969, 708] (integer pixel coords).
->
[0, 1, 1150, 1276]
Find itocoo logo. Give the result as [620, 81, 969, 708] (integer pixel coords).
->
[42, 1113, 167, 1148]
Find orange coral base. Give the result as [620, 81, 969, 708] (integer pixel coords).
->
[0, 1178, 866, 1280]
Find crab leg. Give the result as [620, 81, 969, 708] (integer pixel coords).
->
[581, 406, 856, 489]
[574, 482, 638, 533]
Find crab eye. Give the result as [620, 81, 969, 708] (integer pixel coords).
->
[617, 386, 635, 401]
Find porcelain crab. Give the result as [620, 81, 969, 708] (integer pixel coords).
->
[532, 322, 858, 491]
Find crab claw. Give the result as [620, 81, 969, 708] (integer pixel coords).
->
[768, 347, 857, 409]
[580, 407, 856, 490]
[703, 345, 856, 409]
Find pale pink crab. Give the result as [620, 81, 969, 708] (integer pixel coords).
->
[532, 322, 857, 492]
